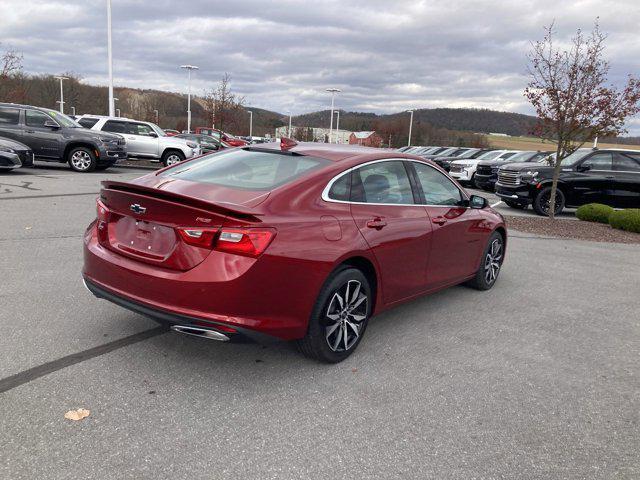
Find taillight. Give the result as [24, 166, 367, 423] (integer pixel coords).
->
[214, 228, 276, 257]
[177, 228, 219, 248]
[96, 199, 110, 244]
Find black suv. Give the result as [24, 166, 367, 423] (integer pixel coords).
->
[495, 148, 640, 216]
[0, 103, 127, 172]
[475, 151, 551, 191]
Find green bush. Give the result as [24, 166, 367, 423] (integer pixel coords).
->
[576, 203, 615, 224]
[609, 209, 640, 234]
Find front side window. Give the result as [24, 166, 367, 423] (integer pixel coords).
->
[582, 153, 613, 171]
[352, 161, 414, 204]
[129, 123, 155, 136]
[0, 107, 20, 124]
[413, 162, 464, 206]
[162, 149, 329, 190]
[102, 120, 128, 134]
[25, 110, 54, 127]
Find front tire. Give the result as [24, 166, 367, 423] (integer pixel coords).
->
[161, 150, 185, 167]
[68, 147, 97, 172]
[297, 268, 371, 363]
[467, 231, 504, 290]
[532, 186, 565, 216]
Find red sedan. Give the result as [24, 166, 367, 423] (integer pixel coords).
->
[83, 140, 506, 362]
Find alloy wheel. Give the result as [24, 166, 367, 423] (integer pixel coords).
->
[539, 191, 562, 215]
[70, 151, 92, 171]
[484, 238, 503, 284]
[324, 280, 368, 352]
[165, 154, 181, 166]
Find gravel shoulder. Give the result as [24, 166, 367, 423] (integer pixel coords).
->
[506, 216, 640, 244]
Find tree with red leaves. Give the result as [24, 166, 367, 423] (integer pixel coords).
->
[525, 21, 640, 218]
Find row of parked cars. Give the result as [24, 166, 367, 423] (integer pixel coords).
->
[0, 102, 251, 173]
[398, 144, 640, 216]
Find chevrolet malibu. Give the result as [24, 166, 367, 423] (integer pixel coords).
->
[83, 140, 507, 363]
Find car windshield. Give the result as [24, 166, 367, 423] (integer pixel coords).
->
[559, 149, 592, 165]
[476, 151, 504, 161]
[458, 149, 479, 159]
[503, 151, 535, 163]
[45, 110, 81, 127]
[148, 122, 167, 137]
[161, 149, 330, 190]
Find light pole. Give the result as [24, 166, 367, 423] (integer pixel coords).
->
[116, 108, 120, 117]
[334, 110, 340, 143]
[406, 109, 414, 147]
[54, 76, 68, 113]
[180, 64, 199, 133]
[247, 110, 253, 137]
[326, 88, 341, 143]
[71, 106, 76, 116]
[107, 0, 115, 116]
[287, 110, 292, 138]
[112, 97, 119, 117]
[154, 109, 159, 124]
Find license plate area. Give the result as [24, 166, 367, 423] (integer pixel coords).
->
[111, 216, 177, 261]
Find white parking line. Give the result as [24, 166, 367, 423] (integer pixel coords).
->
[491, 200, 503, 208]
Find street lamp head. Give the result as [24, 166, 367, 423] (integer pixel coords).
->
[180, 65, 199, 70]
[54, 76, 69, 81]
[406, 109, 414, 113]
[326, 88, 341, 93]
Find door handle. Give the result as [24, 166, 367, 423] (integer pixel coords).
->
[366, 217, 387, 229]
[432, 216, 448, 225]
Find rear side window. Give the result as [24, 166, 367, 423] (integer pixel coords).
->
[327, 172, 351, 201]
[78, 118, 99, 128]
[352, 161, 414, 204]
[413, 162, 464, 206]
[162, 149, 330, 190]
[0, 107, 20, 124]
[582, 153, 612, 170]
[129, 122, 155, 136]
[102, 120, 128, 134]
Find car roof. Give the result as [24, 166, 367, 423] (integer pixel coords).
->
[253, 141, 393, 162]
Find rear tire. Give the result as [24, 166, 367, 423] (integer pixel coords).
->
[532, 186, 565, 216]
[68, 147, 97, 172]
[466, 231, 504, 291]
[161, 150, 185, 167]
[297, 268, 371, 363]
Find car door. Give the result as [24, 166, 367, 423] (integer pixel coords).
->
[571, 152, 616, 206]
[610, 152, 640, 208]
[126, 122, 160, 157]
[23, 110, 63, 158]
[0, 106, 24, 143]
[348, 160, 433, 304]
[409, 161, 485, 288]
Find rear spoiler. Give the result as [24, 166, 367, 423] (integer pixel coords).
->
[101, 180, 263, 219]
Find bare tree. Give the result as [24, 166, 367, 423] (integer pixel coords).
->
[525, 21, 640, 218]
[203, 73, 245, 134]
[0, 44, 25, 102]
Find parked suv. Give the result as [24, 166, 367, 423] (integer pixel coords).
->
[0, 103, 127, 172]
[77, 115, 200, 167]
[474, 151, 551, 191]
[449, 150, 518, 186]
[495, 148, 640, 215]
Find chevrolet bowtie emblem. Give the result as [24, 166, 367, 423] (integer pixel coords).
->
[130, 204, 147, 214]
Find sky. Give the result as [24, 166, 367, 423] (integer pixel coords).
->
[1, 0, 639, 133]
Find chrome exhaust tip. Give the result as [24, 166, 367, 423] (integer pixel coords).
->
[170, 325, 230, 342]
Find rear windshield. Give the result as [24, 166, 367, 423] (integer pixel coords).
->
[161, 149, 330, 190]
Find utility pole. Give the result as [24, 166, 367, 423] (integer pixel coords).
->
[326, 88, 341, 143]
[247, 110, 253, 137]
[180, 65, 199, 133]
[107, 0, 115, 116]
[54, 76, 68, 113]
[406, 109, 414, 147]
[334, 110, 340, 143]
[154, 109, 159, 124]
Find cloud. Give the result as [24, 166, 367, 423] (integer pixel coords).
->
[1, 0, 638, 133]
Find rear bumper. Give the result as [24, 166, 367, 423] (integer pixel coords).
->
[83, 277, 278, 343]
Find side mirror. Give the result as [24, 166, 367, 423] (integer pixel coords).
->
[44, 120, 60, 129]
[577, 164, 591, 172]
[148, 132, 158, 138]
[469, 195, 488, 209]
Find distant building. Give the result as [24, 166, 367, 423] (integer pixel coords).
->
[274, 126, 352, 144]
[349, 131, 382, 147]
[489, 132, 510, 137]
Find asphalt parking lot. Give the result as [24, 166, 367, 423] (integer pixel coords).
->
[1, 164, 638, 479]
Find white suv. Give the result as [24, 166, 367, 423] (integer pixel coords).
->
[449, 150, 520, 186]
[76, 115, 200, 166]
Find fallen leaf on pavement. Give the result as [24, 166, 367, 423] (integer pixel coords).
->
[64, 408, 90, 421]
